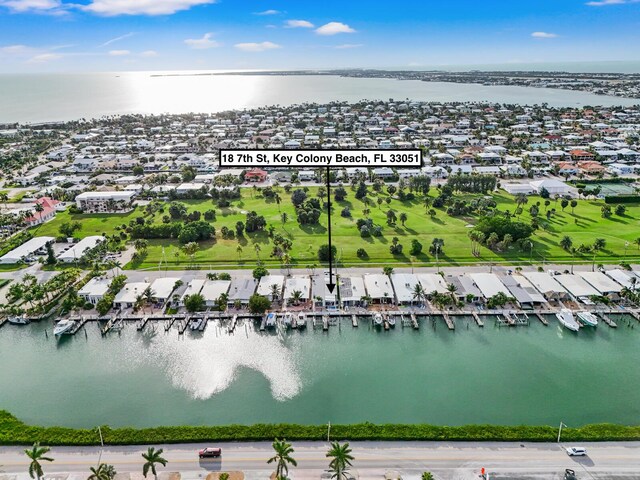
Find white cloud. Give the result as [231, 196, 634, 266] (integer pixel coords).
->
[108, 49, 130, 56]
[586, 0, 640, 5]
[335, 43, 363, 49]
[0, 44, 31, 54]
[254, 9, 280, 15]
[531, 31, 558, 38]
[285, 19, 314, 28]
[28, 52, 62, 62]
[140, 50, 158, 57]
[82, 0, 216, 16]
[234, 41, 281, 52]
[0, 0, 66, 14]
[315, 22, 356, 36]
[101, 32, 135, 47]
[184, 32, 221, 49]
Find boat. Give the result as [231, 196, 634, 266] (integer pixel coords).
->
[555, 309, 580, 332]
[53, 319, 76, 336]
[577, 311, 598, 327]
[189, 318, 203, 330]
[265, 312, 276, 328]
[283, 312, 293, 327]
[297, 312, 307, 328]
[373, 312, 383, 325]
[8, 314, 29, 325]
[387, 315, 396, 327]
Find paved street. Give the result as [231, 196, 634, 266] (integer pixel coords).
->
[1, 441, 639, 480]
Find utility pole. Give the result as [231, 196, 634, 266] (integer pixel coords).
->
[557, 422, 568, 443]
[327, 421, 331, 442]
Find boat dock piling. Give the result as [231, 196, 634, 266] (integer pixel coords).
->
[228, 314, 239, 333]
[630, 311, 640, 323]
[0, 317, 8, 329]
[69, 316, 88, 335]
[322, 316, 329, 331]
[101, 316, 118, 335]
[535, 312, 549, 326]
[410, 312, 419, 329]
[471, 312, 484, 327]
[178, 316, 190, 335]
[136, 316, 150, 332]
[442, 312, 455, 330]
[351, 314, 358, 327]
[596, 312, 617, 328]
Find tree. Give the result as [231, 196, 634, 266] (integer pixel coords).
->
[46, 242, 56, 265]
[267, 438, 298, 480]
[96, 294, 114, 316]
[249, 294, 271, 314]
[326, 441, 354, 480]
[88, 464, 117, 480]
[560, 198, 569, 211]
[25, 443, 53, 480]
[34, 202, 44, 224]
[383, 266, 394, 276]
[539, 187, 550, 199]
[615, 204, 626, 216]
[593, 238, 607, 251]
[184, 293, 205, 313]
[570, 199, 578, 214]
[318, 244, 337, 262]
[253, 265, 268, 280]
[421, 473, 434, 480]
[399, 212, 408, 227]
[601, 204, 612, 219]
[291, 189, 307, 207]
[412, 283, 427, 304]
[59, 221, 82, 238]
[560, 235, 573, 251]
[141, 447, 167, 480]
[181, 242, 199, 263]
[410, 239, 423, 256]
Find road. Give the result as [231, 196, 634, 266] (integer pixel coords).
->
[1, 441, 639, 480]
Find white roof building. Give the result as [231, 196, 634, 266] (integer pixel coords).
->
[576, 271, 623, 295]
[469, 273, 510, 299]
[554, 274, 600, 298]
[78, 277, 110, 305]
[529, 179, 572, 195]
[179, 279, 205, 306]
[416, 273, 449, 295]
[363, 274, 394, 302]
[284, 276, 311, 302]
[522, 272, 568, 299]
[339, 276, 366, 306]
[114, 282, 150, 308]
[227, 277, 257, 305]
[605, 269, 640, 289]
[200, 280, 231, 307]
[390, 273, 420, 304]
[149, 277, 181, 302]
[257, 275, 285, 301]
[0, 236, 55, 264]
[57, 236, 104, 263]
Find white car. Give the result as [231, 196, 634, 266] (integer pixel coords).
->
[566, 446, 587, 456]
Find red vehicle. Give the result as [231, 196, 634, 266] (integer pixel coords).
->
[198, 447, 222, 458]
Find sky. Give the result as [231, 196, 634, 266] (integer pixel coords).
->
[0, 0, 639, 73]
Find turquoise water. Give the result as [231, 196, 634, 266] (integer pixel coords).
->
[1, 315, 639, 428]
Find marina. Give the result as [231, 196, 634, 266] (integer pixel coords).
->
[1, 310, 640, 430]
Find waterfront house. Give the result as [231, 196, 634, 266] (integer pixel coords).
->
[284, 276, 311, 306]
[200, 280, 231, 308]
[416, 273, 449, 296]
[576, 271, 622, 298]
[469, 273, 511, 302]
[500, 275, 546, 309]
[257, 275, 285, 301]
[339, 276, 366, 307]
[554, 274, 600, 302]
[363, 274, 394, 304]
[521, 272, 568, 300]
[78, 277, 111, 305]
[390, 273, 421, 305]
[179, 279, 205, 307]
[311, 274, 337, 309]
[149, 277, 182, 306]
[227, 277, 257, 307]
[114, 282, 151, 310]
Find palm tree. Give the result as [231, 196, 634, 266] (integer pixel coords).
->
[0, 191, 8, 210]
[399, 212, 408, 227]
[267, 438, 298, 480]
[141, 447, 168, 480]
[88, 463, 116, 480]
[254, 243, 261, 260]
[446, 283, 457, 303]
[270, 283, 280, 302]
[236, 245, 243, 259]
[326, 441, 354, 480]
[34, 202, 45, 224]
[281, 212, 288, 226]
[412, 283, 426, 305]
[25, 443, 54, 480]
[291, 290, 303, 306]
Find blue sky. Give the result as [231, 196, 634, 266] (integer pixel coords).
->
[0, 0, 639, 73]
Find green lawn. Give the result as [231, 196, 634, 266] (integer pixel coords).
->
[28, 187, 640, 269]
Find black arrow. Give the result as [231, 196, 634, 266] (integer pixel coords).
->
[326, 165, 336, 294]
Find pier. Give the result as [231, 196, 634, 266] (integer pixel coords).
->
[0, 317, 8, 329]
[442, 312, 455, 330]
[596, 312, 617, 328]
[69, 316, 88, 335]
[410, 312, 419, 329]
[535, 312, 549, 326]
[351, 314, 358, 327]
[471, 312, 484, 327]
[136, 316, 150, 332]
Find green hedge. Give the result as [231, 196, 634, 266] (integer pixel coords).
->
[604, 195, 640, 204]
[2, 411, 640, 446]
[0, 231, 33, 257]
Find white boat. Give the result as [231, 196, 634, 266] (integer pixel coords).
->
[283, 312, 293, 327]
[577, 311, 598, 327]
[8, 315, 29, 325]
[388, 316, 396, 327]
[373, 313, 383, 325]
[265, 312, 276, 328]
[297, 312, 307, 328]
[189, 318, 202, 330]
[53, 319, 76, 336]
[555, 309, 580, 332]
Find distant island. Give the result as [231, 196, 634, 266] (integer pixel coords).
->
[150, 69, 640, 100]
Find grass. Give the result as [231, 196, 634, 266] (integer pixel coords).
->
[1, 410, 640, 445]
[27, 188, 640, 269]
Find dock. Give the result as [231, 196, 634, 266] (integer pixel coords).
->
[70, 316, 88, 335]
[442, 312, 455, 330]
[596, 312, 617, 328]
[164, 317, 176, 332]
[410, 312, 419, 329]
[228, 314, 239, 333]
[629, 311, 640, 323]
[136, 316, 150, 332]
[322, 315, 329, 331]
[0, 317, 7, 329]
[178, 316, 190, 335]
[351, 314, 358, 327]
[471, 312, 484, 327]
[534, 312, 549, 326]
[101, 316, 119, 335]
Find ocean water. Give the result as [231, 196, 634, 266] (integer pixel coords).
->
[0, 72, 637, 124]
[1, 316, 639, 428]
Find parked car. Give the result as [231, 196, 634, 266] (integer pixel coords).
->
[566, 447, 587, 456]
[198, 447, 222, 458]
